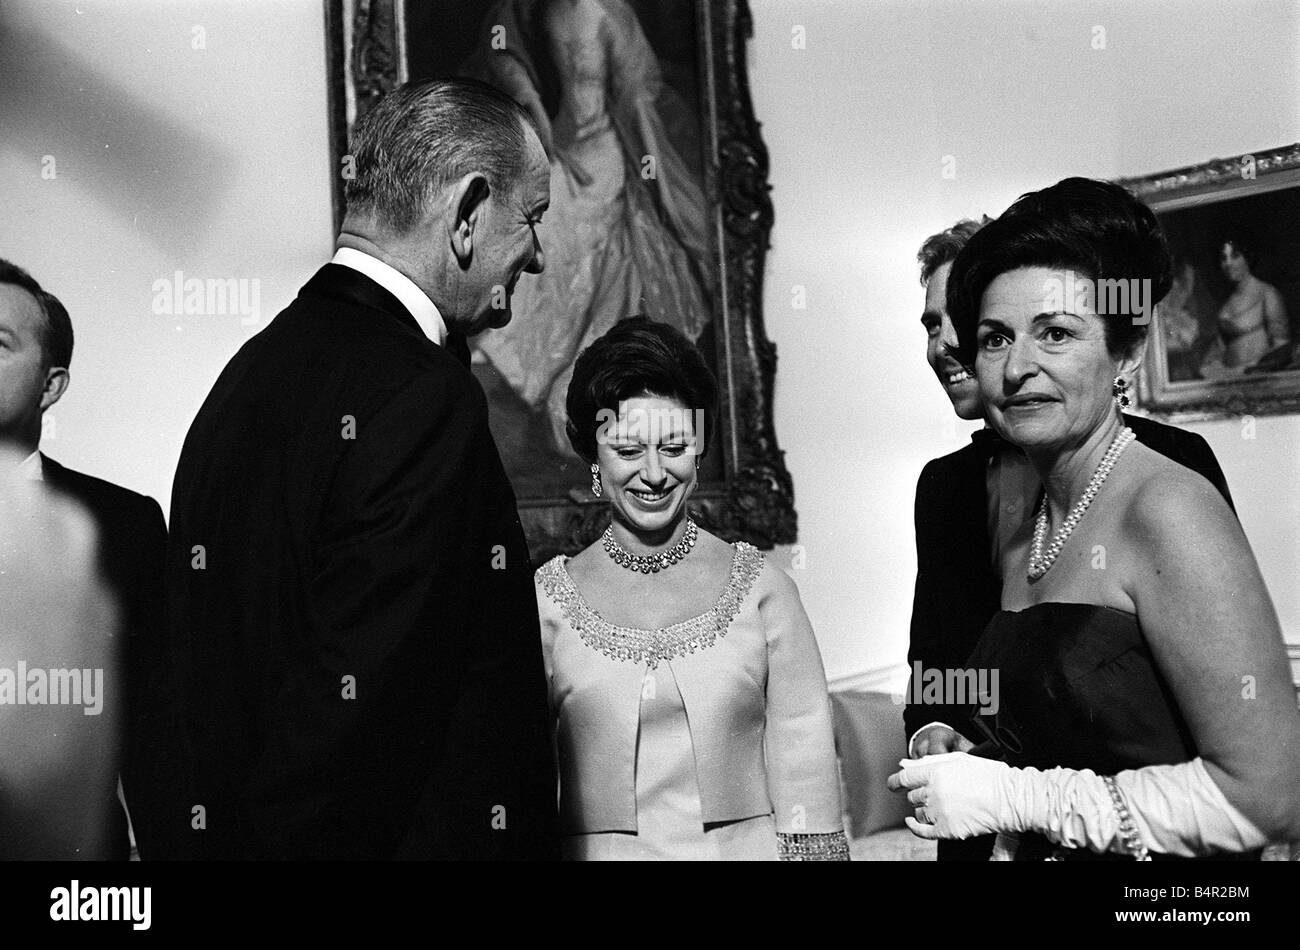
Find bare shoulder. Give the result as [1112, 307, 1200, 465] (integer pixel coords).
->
[1115, 443, 1250, 598]
[694, 527, 738, 562]
[1120, 443, 1238, 539]
[564, 539, 604, 585]
[692, 528, 745, 589]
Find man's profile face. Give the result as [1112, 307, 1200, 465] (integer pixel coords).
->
[0, 284, 54, 448]
[466, 133, 550, 336]
[921, 261, 983, 420]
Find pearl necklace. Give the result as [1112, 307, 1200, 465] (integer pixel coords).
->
[1028, 426, 1136, 580]
[602, 519, 698, 573]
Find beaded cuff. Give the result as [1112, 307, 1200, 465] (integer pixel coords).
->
[1103, 775, 1151, 861]
[538, 543, 765, 669]
[777, 831, 851, 862]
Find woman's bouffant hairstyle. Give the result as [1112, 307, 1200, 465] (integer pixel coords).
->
[565, 316, 719, 463]
[946, 177, 1173, 364]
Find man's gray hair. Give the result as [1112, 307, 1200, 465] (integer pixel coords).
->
[344, 78, 537, 234]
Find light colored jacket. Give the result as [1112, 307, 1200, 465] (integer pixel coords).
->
[536, 544, 843, 835]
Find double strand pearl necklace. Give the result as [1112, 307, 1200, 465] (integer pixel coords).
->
[1028, 426, 1136, 580]
[602, 518, 698, 574]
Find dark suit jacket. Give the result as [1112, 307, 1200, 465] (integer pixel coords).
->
[164, 264, 559, 859]
[903, 415, 1235, 860]
[40, 455, 168, 860]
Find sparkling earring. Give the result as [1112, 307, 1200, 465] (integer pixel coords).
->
[1113, 375, 1132, 410]
[590, 462, 602, 497]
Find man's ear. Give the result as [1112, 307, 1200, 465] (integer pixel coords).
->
[447, 171, 491, 269]
[40, 367, 69, 412]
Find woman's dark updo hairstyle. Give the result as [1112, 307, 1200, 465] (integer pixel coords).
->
[946, 176, 1173, 365]
[565, 316, 719, 463]
[1219, 231, 1259, 270]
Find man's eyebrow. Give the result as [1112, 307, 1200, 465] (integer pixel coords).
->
[920, 308, 942, 323]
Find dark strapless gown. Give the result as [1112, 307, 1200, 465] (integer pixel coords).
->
[963, 602, 1257, 861]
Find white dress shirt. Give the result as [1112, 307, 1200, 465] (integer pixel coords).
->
[331, 247, 448, 346]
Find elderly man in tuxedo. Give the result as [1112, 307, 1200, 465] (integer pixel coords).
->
[903, 218, 1235, 860]
[0, 260, 168, 859]
[165, 79, 558, 859]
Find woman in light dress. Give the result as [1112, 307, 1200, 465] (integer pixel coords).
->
[1202, 235, 1290, 375]
[534, 317, 848, 861]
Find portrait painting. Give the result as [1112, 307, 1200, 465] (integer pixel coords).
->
[416, 0, 714, 493]
[1118, 143, 1300, 420]
[327, 0, 796, 558]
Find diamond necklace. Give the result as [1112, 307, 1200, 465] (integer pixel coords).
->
[1028, 426, 1136, 580]
[602, 518, 698, 573]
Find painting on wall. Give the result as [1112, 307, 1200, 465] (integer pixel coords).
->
[1118, 143, 1300, 420]
[325, 0, 796, 559]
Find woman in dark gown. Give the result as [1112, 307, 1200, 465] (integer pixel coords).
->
[890, 178, 1300, 860]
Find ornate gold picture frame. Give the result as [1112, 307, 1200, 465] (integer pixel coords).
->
[1118, 144, 1300, 421]
[325, 0, 795, 559]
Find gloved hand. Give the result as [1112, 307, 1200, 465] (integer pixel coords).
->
[886, 751, 1031, 840]
[887, 751, 1269, 857]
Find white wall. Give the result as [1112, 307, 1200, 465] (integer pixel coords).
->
[0, 0, 334, 508]
[1, 0, 1295, 689]
[747, 0, 1300, 686]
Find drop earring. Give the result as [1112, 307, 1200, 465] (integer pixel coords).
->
[1113, 375, 1131, 410]
[590, 462, 602, 497]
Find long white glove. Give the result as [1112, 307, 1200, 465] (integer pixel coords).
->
[887, 752, 1269, 858]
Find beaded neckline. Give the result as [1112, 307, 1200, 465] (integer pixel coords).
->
[538, 542, 765, 669]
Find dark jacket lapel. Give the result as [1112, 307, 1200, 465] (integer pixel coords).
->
[39, 452, 69, 488]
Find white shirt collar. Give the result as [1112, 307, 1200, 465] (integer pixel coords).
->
[19, 450, 43, 481]
[330, 247, 448, 346]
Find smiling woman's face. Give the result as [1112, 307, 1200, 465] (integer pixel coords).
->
[975, 266, 1127, 453]
[595, 394, 698, 537]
